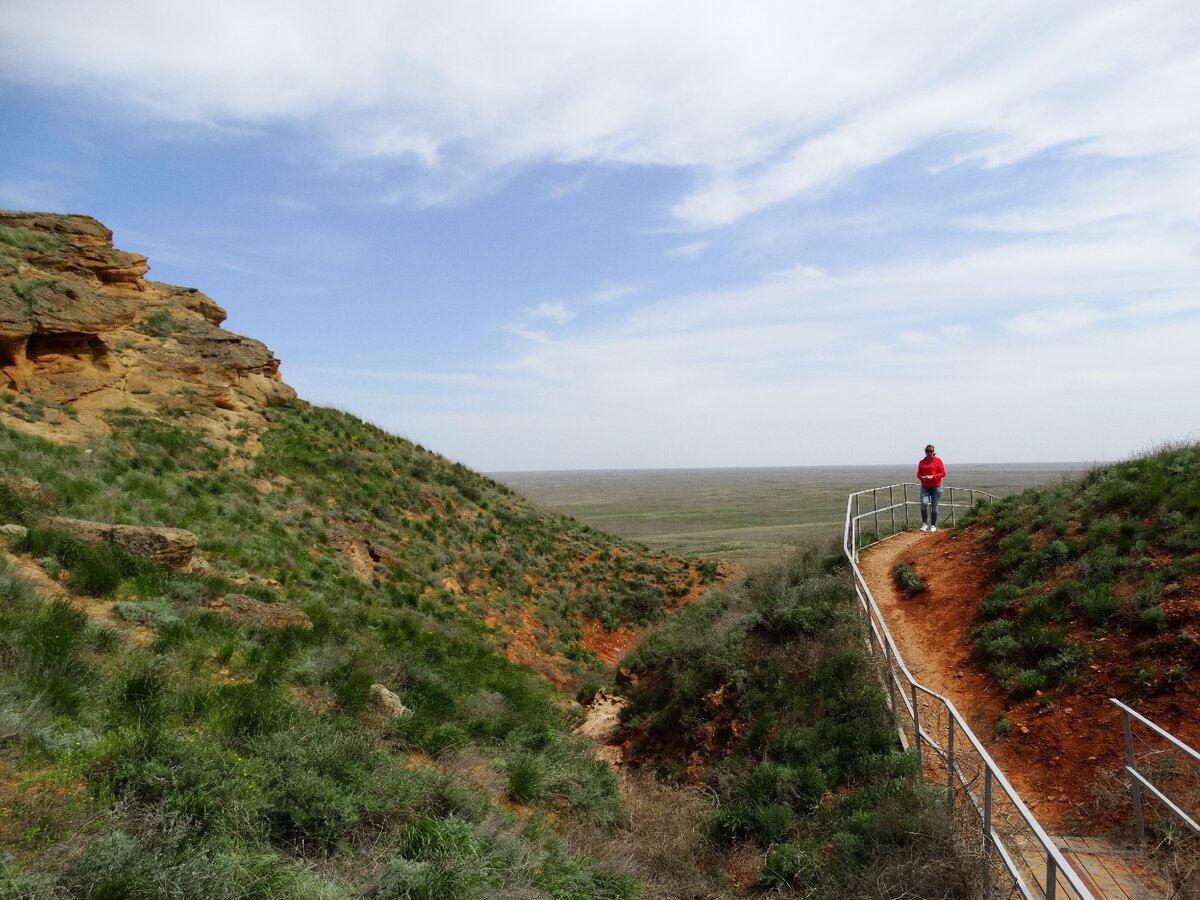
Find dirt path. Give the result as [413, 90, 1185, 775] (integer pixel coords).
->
[860, 530, 1128, 833]
[2, 549, 155, 647]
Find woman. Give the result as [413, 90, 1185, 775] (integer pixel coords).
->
[917, 444, 946, 532]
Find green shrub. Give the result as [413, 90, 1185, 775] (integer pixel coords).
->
[506, 752, 545, 803]
[1012, 669, 1046, 698]
[891, 562, 926, 596]
[15, 526, 136, 596]
[1140, 606, 1168, 634]
[978, 584, 1021, 619]
[1075, 584, 1118, 626]
[0, 480, 38, 525]
[756, 842, 820, 892]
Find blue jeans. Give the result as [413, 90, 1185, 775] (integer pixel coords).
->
[921, 486, 942, 526]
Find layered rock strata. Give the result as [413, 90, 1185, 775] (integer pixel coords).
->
[0, 211, 295, 442]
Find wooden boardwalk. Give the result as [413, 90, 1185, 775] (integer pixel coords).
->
[1009, 832, 1168, 899]
[1053, 835, 1169, 899]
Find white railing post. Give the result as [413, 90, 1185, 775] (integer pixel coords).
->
[1122, 706, 1147, 842]
[912, 684, 922, 771]
[1111, 697, 1200, 841]
[947, 722, 955, 815]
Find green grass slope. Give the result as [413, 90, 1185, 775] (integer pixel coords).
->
[963, 442, 1200, 700]
[0, 404, 711, 898]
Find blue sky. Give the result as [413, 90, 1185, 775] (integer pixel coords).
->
[2, 2, 1198, 471]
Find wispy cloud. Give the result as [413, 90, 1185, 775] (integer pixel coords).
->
[0, 178, 65, 211]
[5, 2, 1197, 229]
[5, 2, 1199, 469]
[525, 302, 575, 324]
[1004, 307, 1107, 337]
[666, 240, 708, 260]
[587, 283, 638, 305]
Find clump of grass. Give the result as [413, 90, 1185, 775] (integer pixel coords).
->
[892, 561, 926, 597]
[0, 224, 66, 253]
[135, 309, 181, 339]
[15, 525, 136, 596]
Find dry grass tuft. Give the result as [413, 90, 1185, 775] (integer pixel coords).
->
[562, 772, 729, 899]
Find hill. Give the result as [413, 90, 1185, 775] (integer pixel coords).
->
[872, 444, 1200, 849]
[0, 212, 721, 897]
[0, 210, 991, 898]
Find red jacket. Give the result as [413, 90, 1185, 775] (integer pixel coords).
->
[917, 456, 946, 488]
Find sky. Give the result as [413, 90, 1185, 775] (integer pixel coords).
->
[2, 1, 1198, 472]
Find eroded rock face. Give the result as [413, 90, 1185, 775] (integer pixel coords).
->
[0, 210, 295, 443]
[48, 517, 198, 569]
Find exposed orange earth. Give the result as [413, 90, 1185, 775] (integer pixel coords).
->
[861, 529, 1200, 835]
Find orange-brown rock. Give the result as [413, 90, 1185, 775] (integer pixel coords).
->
[0, 210, 295, 444]
[200, 594, 314, 631]
[48, 516, 197, 569]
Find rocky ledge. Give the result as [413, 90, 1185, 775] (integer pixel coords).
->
[0, 211, 295, 443]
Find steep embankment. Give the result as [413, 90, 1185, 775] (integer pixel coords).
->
[0, 211, 721, 898]
[865, 448, 1200, 833]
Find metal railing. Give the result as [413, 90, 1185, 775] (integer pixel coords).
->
[1112, 697, 1200, 842]
[848, 482, 990, 546]
[844, 484, 1096, 900]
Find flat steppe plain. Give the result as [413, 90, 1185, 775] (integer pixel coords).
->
[495, 463, 1087, 568]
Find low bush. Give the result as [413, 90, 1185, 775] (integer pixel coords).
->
[891, 561, 926, 596]
[620, 546, 979, 892]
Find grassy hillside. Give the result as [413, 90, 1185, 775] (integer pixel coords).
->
[0, 210, 990, 898]
[0, 401, 993, 898]
[0, 404, 711, 898]
[963, 442, 1200, 700]
[613, 545, 980, 897]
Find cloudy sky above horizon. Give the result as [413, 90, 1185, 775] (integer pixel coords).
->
[3, 1, 1198, 471]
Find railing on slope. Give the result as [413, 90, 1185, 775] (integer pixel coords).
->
[844, 483, 1096, 900]
[1112, 698, 1200, 843]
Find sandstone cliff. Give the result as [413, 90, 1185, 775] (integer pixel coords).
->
[0, 211, 295, 443]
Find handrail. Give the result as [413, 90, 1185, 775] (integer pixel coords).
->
[1111, 697, 1200, 841]
[844, 484, 1096, 900]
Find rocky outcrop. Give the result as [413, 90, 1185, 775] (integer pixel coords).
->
[0, 212, 150, 289]
[48, 517, 198, 569]
[0, 210, 295, 443]
[370, 684, 411, 717]
[200, 594, 314, 631]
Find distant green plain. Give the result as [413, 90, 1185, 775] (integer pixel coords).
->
[497, 463, 1088, 568]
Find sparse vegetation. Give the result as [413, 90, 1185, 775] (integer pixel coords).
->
[892, 561, 926, 596]
[618, 545, 984, 896]
[0, 400, 995, 896]
[0, 405, 714, 896]
[963, 442, 1200, 698]
[0, 224, 66, 253]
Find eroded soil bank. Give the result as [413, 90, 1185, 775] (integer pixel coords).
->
[861, 529, 1199, 835]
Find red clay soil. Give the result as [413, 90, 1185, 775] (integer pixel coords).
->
[861, 529, 1200, 835]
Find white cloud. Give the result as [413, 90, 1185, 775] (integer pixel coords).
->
[525, 302, 575, 324]
[4, 2, 1198, 226]
[666, 240, 708, 260]
[6, 2, 1200, 470]
[0, 178, 65, 211]
[587, 283, 637, 305]
[1004, 307, 1107, 336]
